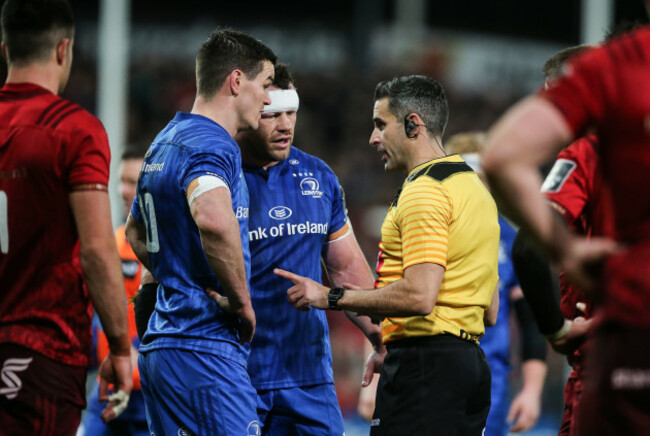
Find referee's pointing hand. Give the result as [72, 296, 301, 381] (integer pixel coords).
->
[274, 268, 329, 311]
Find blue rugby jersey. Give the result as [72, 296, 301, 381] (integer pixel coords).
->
[131, 112, 251, 364]
[244, 147, 348, 390]
[479, 215, 519, 373]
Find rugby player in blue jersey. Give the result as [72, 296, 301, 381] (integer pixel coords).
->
[125, 29, 276, 436]
[223, 63, 382, 435]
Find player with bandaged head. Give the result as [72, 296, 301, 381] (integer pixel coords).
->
[133, 63, 383, 435]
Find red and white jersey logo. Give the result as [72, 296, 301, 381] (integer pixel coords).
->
[0, 357, 33, 399]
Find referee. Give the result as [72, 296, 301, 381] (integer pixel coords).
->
[276, 75, 500, 435]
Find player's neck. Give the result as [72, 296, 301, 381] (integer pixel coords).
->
[191, 95, 237, 137]
[405, 148, 446, 173]
[5, 63, 62, 95]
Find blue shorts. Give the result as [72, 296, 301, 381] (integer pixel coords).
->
[256, 383, 344, 436]
[139, 348, 259, 436]
[484, 368, 509, 436]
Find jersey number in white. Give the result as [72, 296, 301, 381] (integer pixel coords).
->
[0, 191, 8, 254]
[140, 192, 160, 253]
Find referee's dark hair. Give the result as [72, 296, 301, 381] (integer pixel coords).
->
[195, 28, 277, 99]
[1, 0, 74, 65]
[374, 75, 449, 139]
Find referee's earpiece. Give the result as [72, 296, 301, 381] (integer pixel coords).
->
[405, 118, 417, 137]
[404, 115, 423, 139]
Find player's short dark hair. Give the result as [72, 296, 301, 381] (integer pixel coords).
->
[543, 44, 590, 81]
[1, 0, 74, 65]
[272, 63, 294, 90]
[195, 28, 277, 99]
[374, 75, 449, 138]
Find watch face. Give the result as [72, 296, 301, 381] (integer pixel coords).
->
[329, 287, 344, 309]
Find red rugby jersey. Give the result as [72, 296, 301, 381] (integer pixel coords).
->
[540, 26, 650, 326]
[541, 137, 614, 363]
[0, 82, 110, 366]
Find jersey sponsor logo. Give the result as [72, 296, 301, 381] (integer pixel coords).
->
[611, 368, 650, 390]
[541, 159, 577, 193]
[142, 162, 165, 173]
[247, 421, 261, 436]
[269, 206, 292, 220]
[249, 221, 329, 241]
[300, 177, 324, 198]
[289, 159, 299, 165]
[236, 206, 249, 219]
[0, 357, 33, 399]
[177, 427, 192, 436]
[122, 260, 139, 279]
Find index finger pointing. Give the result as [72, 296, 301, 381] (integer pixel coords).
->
[273, 268, 303, 283]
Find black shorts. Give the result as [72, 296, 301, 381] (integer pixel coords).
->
[0, 343, 87, 436]
[577, 322, 650, 436]
[370, 334, 491, 436]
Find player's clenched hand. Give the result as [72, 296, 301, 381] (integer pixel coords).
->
[550, 316, 592, 355]
[205, 287, 255, 344]
[234, 304, 256, 344]
[98, 352, 133, 422]
[274, 268, 329, 310]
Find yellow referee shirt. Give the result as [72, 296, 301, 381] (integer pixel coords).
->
[376, 155, 499, 344]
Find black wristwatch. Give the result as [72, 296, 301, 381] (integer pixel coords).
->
[328, 287, 345, 310]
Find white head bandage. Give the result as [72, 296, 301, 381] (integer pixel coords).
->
[263, 89, 299, 114]
[461, 153, 482, 172]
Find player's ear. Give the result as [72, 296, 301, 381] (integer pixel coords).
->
[229, 69, 243, 96]
[55, 38, 71, 66]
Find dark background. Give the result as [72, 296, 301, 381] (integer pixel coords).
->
[69, 0, 649, 44]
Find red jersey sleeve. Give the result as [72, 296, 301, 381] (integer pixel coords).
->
[63, 111, 111, 187]
[541, 136, 598, 227]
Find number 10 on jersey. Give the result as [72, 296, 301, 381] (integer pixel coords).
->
[139, 192, 160, 253]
